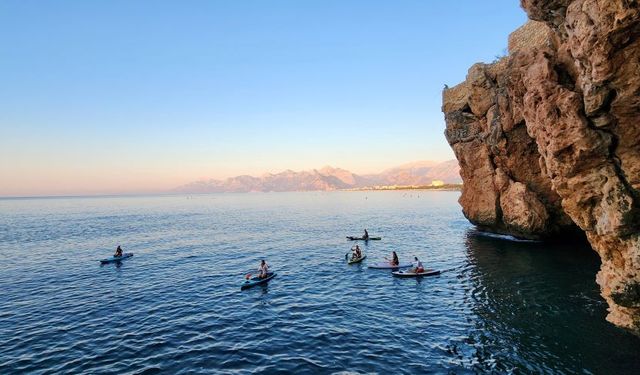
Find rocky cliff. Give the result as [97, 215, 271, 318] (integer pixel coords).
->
[443, 0, 640, 334]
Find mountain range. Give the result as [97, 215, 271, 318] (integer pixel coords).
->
[175, 160, 461, 193]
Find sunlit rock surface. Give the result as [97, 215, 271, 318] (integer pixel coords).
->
[443, 1, 640, 334]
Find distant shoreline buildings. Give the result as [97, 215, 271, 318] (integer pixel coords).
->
[344, 182, 462, 192]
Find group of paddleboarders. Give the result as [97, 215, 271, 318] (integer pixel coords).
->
[109, 227, 425, 283]
[350, 246, 425, 273]
[348, 230, 426, 272]
[110, 245, 272, 280]
[383, 251, 424, 272]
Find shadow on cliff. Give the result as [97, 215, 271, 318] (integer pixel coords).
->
[473, 225, 590, 246]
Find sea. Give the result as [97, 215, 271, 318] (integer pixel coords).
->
[1, 191, 639, 374]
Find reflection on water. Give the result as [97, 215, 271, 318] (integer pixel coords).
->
[0, 192, 638, 374]
[461, 229, 638, 373]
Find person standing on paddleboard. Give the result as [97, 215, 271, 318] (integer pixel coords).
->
[363, 229, 369, 240]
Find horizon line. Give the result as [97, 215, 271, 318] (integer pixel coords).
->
[0, 186, 464, 200]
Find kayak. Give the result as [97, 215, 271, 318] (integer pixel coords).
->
[347, 254, 367, 264]
[241, 272, 277, 290]
[368, 262, 412, 269]
[100, 253, 133, 264]
[392, 269, 441, 277]
[346, 236, 381, 241]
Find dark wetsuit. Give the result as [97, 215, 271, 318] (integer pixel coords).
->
[392, 253, 399, 266]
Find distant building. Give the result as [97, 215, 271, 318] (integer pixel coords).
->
[431, 180, 445, 187]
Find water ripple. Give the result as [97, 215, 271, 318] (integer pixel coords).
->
[1, 192, 639, 374]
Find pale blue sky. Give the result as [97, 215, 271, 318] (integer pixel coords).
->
[0, 1, 527, 196]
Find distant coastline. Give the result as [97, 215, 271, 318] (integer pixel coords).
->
[343, 184, 463, 192]
[176, 160, 462, 194]
[0, 187, 463, 200]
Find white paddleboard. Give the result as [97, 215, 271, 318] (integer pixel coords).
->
[392, 269, 441, 277]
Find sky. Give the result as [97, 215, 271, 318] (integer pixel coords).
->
[0, 1, 527, 196]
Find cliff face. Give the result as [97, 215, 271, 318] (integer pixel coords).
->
[443, 1, 640, 334]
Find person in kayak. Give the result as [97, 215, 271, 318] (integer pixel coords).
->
[411, 256, 425, 273]
[363, 229, 369, 240]
[258, 260, 269, 279]
[114, 245, 123, 258]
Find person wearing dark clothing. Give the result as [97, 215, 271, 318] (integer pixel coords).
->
[390, 251, 399, 266]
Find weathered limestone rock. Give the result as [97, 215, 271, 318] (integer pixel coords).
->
[443, 31, 574, 241]
[501, 181, 550, 235]
[443, 1, 640, 334]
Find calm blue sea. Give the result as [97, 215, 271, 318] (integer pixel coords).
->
[1, 191, 638, 374]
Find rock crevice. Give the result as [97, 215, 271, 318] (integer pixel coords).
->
[443, 1, 640, 334]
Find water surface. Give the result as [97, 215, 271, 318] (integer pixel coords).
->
[1, 191, 638, 374]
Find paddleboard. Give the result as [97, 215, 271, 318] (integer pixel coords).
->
[346, 236, 381, 241]
[100, 253, 133, 264]
[347, 254, 367, 264]
[392, 269, 441, 277]
[241, 272, 277, 290]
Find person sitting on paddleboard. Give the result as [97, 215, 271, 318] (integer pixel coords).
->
[114, 245, 123, 258]
[258, 260, 269, 279]
[412, 256, 424, 273]
[389, 251, 399, 266]
[351, 244, 362, 260]
[363, 229, 369, 240]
